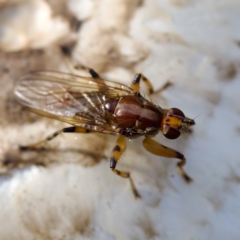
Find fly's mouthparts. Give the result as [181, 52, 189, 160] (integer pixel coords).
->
[183, 119, 195, 125]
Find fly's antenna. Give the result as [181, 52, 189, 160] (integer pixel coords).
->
[193, 111, 206, 120]
[188, 111, 206, 145]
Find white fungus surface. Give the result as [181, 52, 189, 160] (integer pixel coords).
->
[0, 0, 240, 240]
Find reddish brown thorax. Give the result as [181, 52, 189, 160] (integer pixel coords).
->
[104, 95, 163, 137]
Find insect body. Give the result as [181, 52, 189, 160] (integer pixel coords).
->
[14, 69, 195, 198]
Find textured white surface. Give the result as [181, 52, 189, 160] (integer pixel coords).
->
[0, 0, 240, 240]
[0, 0, 69, 51]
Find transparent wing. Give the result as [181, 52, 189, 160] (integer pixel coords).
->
[14, 71, 133, 133]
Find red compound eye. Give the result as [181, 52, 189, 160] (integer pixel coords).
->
[169, 108, 185, 119]
[162, 124, 181, 139]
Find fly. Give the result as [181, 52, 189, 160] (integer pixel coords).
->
[14, 69, 195, 198]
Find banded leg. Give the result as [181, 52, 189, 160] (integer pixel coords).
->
[142, 137, 192, 182]
[75, 65, 100, 78]
[131, 73, 154, 94]
[61, 49, 102, 82]
[110, 136, 140, 198]
[20, 126, 93, 150]
[154, 81, 172, 95]
[131, 73, 172, 95]
[75, 65, 108, 90]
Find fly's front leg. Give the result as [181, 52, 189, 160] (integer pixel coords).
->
[142, 137, 192, 182]
[110, 135, 141, 198]
[20, 126, 93, 151]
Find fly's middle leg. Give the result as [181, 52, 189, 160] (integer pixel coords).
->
[154, 81, 172, 95]
[110, 135, 141, 198]
[131, 73, 154, 94]
[20, 126, 93, 151]
[131, 73, 172, 94]
[142, 136, 192, 183]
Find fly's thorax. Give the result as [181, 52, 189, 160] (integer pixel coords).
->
[104, 98, 119, 114]
[104, 95, 163, 136]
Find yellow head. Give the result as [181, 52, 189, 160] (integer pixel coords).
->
[161, 108, 195, 139]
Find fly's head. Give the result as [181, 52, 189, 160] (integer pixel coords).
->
[161, 108, 195, 139]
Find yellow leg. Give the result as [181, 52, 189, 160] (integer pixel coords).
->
[110, 136, 141, 198]
[131, 73, 172, 95]
[142, 137, 192, 182]
[131, 73, 154, 94]
[154, 81, 172, 95]
[20, 126, 92, 150]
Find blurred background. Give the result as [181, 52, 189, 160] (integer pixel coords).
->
[0, 0, 240, 240]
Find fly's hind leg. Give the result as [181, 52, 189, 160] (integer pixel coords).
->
[110, 135, 141, 198]
[74, 65, 100, 79]
[20, 126, 93, 151]
[75, 65, 108, 91]
[142, 137, 192, 182]
[131, 73, 172, 95]
[60, 47, 102, 81]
